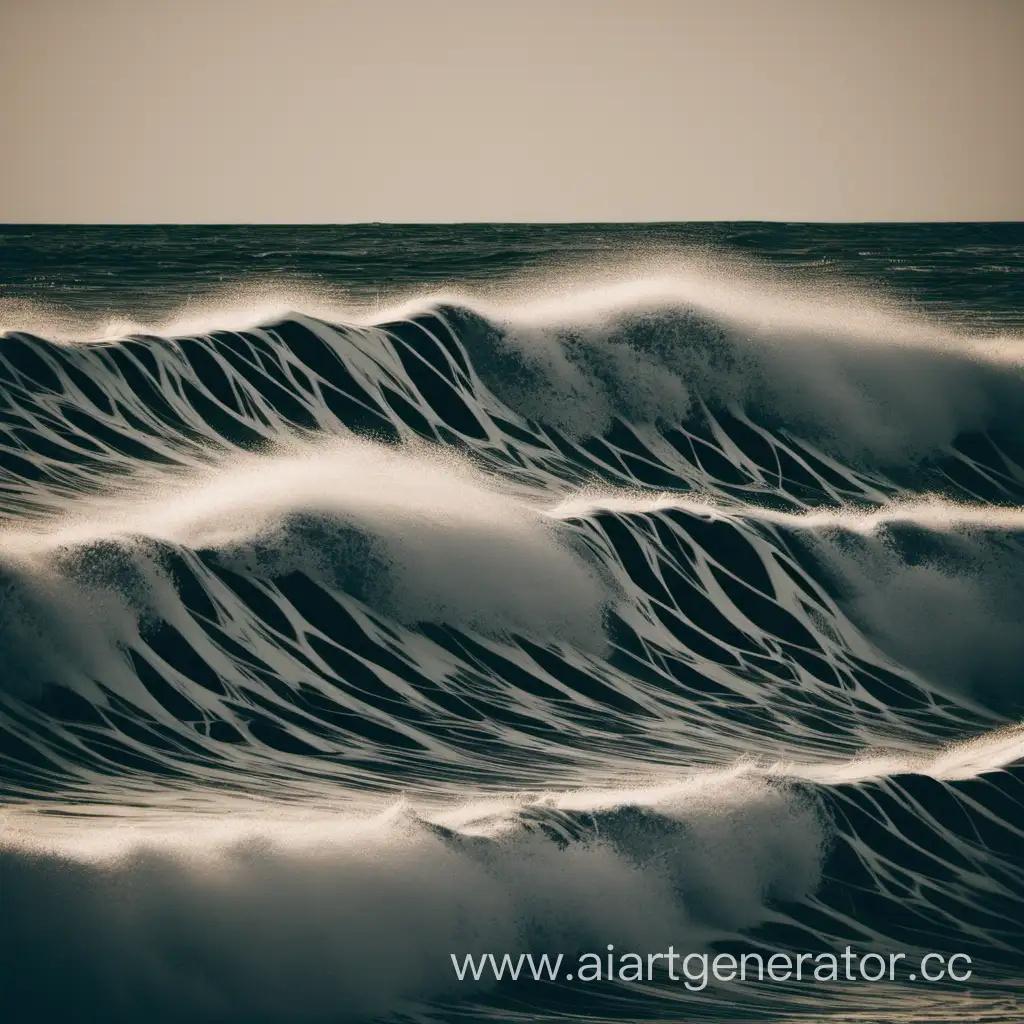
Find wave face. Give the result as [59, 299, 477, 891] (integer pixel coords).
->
[2, 224, 1024, 1024]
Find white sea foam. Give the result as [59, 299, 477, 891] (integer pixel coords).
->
[0, 438, 610, 648]
[1, 771, 826, 1022]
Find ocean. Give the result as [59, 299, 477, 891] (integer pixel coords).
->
[1, 222, 1023, 1023]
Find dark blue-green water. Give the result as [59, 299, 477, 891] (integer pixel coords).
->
[2, 222, 1022, 331]
[2, 223, 1023, 1024]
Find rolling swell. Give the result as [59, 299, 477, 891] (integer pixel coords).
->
[2, 288, 1024, 1022]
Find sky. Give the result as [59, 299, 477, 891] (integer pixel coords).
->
[0, 0, 1021, 222]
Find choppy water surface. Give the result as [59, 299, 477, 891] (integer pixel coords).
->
[1, 223, 1023, 1023]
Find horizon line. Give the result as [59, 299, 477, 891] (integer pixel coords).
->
[2, 219, 1022, 228]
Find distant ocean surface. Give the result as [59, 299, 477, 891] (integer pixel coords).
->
[2, 223, 1023, 1023]
[2, 223, 1023, 332]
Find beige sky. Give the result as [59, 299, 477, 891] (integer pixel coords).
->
[1, 0, 1021, 222]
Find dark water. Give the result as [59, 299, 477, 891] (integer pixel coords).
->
[1, 223, 1023, 1024]
[2, 222, 1022, 329]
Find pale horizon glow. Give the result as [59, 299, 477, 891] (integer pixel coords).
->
[1, 0, 1022, 222]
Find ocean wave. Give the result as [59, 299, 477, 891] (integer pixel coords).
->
[2, 276, 1023, 1022]
[3, 757, 1022, 1023]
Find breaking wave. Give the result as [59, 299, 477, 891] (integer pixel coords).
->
[2, 281, 1023, 1022]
